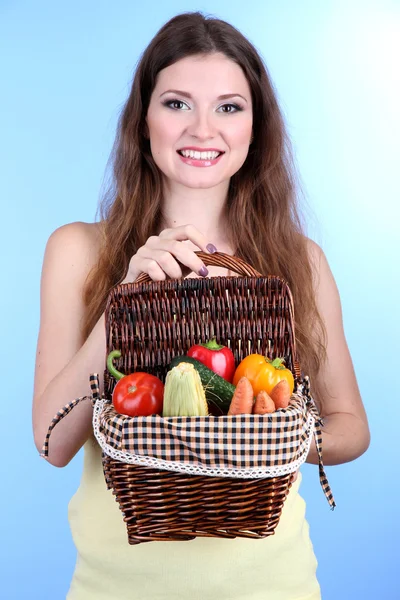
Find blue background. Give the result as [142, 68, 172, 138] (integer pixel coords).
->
[1, 1, 399, 598]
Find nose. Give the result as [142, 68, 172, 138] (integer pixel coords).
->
[187, 109, 217, 141]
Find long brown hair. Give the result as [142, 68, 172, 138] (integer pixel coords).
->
[83, 11, 326, 384]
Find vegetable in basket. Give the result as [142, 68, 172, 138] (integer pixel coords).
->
[168, 355, 235, 413]
[227, 376, 254, 415]
[227, 378, 279, 415]
[163, 362, 209, 417]
[233, 355, 294, 398]
[254, 390, 276, 414]
[270, 380, 292, 409]
[107, 350, 164, 417]
[187, 338, 235, 382]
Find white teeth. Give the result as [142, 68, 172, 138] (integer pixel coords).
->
[179, 150, 222, 160]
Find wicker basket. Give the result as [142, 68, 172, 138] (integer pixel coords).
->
[41, 251, 334, 545]
[101, 252, 305, 545]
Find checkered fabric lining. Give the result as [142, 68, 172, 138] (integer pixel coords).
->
[41, 374, 335, 509]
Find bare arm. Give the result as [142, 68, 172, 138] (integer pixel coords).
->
[32, 222, 106, 467]
[306, 241, 370, 466]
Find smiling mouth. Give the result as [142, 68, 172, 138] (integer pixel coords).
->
[177, 150, 224, 160]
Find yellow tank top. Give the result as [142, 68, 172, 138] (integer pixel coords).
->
[67, 436, 321, 600]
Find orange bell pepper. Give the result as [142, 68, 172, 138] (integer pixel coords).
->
[233, 354, 294, 397]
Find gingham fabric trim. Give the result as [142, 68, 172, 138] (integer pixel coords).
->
[300, 377, 335, 509]
[93, 398, 315, 478]
[40, 374, 335, 509]
[40, 375, 100, 459]
[94, 392, 313, 470]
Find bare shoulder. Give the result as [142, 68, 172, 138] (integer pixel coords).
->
[304, 237, 324, 278]
[44, 221, 103, 271]
[41, 221, 105, 300]
[303, 237, 338, 301]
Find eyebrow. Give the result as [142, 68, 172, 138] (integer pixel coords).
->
[159, 89, 248, 103]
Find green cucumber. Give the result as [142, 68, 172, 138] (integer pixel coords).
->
[168, 356, 235, 413]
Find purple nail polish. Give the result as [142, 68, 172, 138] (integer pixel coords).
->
[199, 265, 209, 277]
[206, 243, 217, 254]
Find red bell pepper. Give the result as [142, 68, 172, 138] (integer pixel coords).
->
[187, 338, 235, 383]
[106, 350, 164, 417]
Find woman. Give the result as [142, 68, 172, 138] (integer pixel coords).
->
[33, 11, 370, 600]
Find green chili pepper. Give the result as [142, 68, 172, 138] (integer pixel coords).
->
[106, 350, 125, 381]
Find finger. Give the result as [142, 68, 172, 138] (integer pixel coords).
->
[151, 250, 184, 280]
[159, 224, 217, 254]
[141, 240, 208, 277]
[163, 240, 209, 276]
[176, 262, 193, 279]
[140, 258, 167, 282]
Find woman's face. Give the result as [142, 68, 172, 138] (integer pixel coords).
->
[146, 53, 253, 190]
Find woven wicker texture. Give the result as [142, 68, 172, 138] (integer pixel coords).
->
[102, 252, 305, 544]
[104, 251, 300, 397]
[102, 461, 292, 542]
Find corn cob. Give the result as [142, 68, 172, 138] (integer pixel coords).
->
[162, 362, 209, 417]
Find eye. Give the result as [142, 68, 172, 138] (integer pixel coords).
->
[162, 99, 190, 111]
[162, 99, 244, 113]
[217, 103, 243, 114]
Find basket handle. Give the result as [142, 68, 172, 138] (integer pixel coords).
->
[129, 252, 300, 379]
[133, 251, 262, 284]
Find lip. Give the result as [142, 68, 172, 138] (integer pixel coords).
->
[178, 147, 225, 153]
[177, 152, 224, 168]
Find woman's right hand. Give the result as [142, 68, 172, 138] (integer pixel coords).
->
[122, 224, 217, 283]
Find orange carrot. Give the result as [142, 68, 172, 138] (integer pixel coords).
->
[228, 376, 254, 415]
[270, 379, 291, 409]
[253, 390, 275, 414]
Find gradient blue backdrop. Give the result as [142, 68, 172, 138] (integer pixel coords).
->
[1, 1, 399, 598]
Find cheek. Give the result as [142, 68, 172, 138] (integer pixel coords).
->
[235, 120, 253, 145]
[148, 113, 177, 146]
[228, 121, 253, 170]
[225, 117, 253, 150]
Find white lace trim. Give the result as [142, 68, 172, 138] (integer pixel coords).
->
[92, 399, 315, 479]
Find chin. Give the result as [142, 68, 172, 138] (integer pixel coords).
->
[184, 180, 221, 189]
[170, 174, 222, 189]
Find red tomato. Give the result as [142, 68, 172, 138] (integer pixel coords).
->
[112, 372, 164, 417]
[187, 338, 235, 382]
